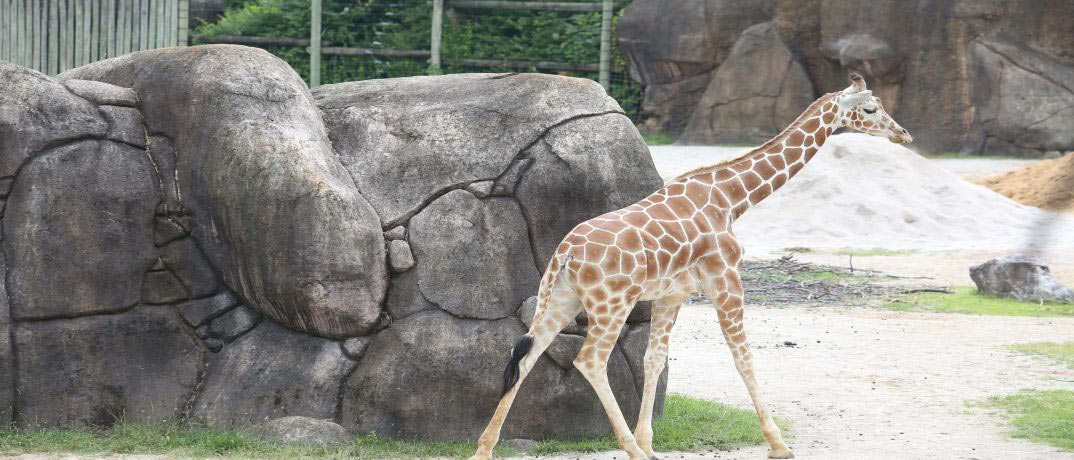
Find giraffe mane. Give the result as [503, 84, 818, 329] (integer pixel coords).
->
[670, 91, 842, 183]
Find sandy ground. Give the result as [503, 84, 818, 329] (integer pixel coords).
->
[508, 305, 1074, 460]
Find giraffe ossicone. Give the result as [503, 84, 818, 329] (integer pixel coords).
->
[469, 73, 911, 460]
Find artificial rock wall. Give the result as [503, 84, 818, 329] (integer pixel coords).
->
[0, 45, 666, 440]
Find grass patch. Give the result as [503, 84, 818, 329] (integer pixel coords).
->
[1008, 342, 1074, 369]
[642, 132, 675, 145]
[887, 286, 1074, 317]
[0, 424, 511, 459]
[782, 246, 813, 253]
[533, 394, 783, 454]
[975, 390, 1074, 451]
[0, 395, 776, 458]
[833, 247, 915, 257]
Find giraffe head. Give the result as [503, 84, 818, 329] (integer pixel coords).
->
[835, 73, 912, 144]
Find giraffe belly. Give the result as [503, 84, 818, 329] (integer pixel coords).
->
[638, 270, 699, 301]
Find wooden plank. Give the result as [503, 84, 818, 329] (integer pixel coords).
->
[47, 0, 57, 74]
[317, 46, 430, 58]
[177, 0, 185, 46]
[430, 0, 442, 70]
[67, 0, 75, 70]
[448, 57, 600, 72]
[17, 0, 25, 66]
[598, 0, 611, 89]
[164, 0, 173, 46]
[103, 0, 113, 58]
[73, 0, 82, 65]
[58, 0, 66, 71]
[138, 0, 147, 50]
[147, 0, 155, 49]
[90, 0, 98, 61]
[446, 1, 603, 12]
[191, 34, 324, 47]
[170, 0, 178, 46]
[1, 0, 8, 62]
[82, 0, 90, 62]
[120, 0, 127, 53]
[31, 0, 39, 70]
[130, 0, 138, 51]
[310, 0, 320, 86]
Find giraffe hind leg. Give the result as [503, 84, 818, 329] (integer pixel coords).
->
[470, 285, 582, 460]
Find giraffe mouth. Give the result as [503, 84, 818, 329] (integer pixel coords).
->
[889, 133, 913, 144]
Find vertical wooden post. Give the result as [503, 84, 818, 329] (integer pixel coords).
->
[430, 0, 443, 73]
[598, 0, 612, 90]
[177, 0, 186, 45]
[309, 0, 321, 87]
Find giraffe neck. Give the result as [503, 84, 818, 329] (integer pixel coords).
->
[678, 92, 841, 221]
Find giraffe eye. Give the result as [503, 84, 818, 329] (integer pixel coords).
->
[863, 107, 877, 115]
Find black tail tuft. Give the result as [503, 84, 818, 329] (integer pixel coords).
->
[502, 335, 534, 396]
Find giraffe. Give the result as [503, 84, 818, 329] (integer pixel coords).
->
[469, 73, 911, 460]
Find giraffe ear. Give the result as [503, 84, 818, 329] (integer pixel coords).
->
[843, 72, 867, 93]
[839, 90, 873, 109]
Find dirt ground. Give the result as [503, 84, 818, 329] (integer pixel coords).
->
[508, 304, 1074, 460]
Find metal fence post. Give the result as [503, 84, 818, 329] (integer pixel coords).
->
[598, 0, 612, 89]
[431, 0, 443, 73]
[310, 0, 322, 87]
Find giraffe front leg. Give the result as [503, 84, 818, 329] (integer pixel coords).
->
[633, 295, 685, 459]
[705, 270, 793, 459]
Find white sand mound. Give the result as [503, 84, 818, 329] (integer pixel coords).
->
[682, 134, 1074, 252]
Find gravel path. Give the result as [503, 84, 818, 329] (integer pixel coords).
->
[507, 304, 1074, 460]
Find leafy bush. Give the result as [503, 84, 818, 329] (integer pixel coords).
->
[193, 0, 642, 118]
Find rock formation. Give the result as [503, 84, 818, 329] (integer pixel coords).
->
[0, 45, 665, 440]
[618, 0, 1074, 156]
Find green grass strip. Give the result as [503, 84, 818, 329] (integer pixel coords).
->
[887, 286, 1074, 317]
[1008, 342, 1074, 369]
[0, 394, 777, 458]
[976, 390, 1074, 451]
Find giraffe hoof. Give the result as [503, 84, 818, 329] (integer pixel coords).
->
[767, 449, 794, 459]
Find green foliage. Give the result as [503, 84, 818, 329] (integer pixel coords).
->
[1008, 341, 1074, 369]
[0, 395, 777, 458]
[193, 0, 643, 118]
[642, 132, 675, 145]
[887, 286, 1074, 317]
[975, 390, 1074, 451]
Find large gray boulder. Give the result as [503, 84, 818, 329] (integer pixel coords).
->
[192, 320, 356, 427]
[256, 416, 351, 446]
[618, 0, 1074, 156]
[970, 255, 1074, 303]
[14, 308, 206, 428]
[1, 50, 667, 441]
[60, 46, 387, 338]
[680, 22, 814, 144]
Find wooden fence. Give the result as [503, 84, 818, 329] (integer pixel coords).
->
[0, 0, 188, 75]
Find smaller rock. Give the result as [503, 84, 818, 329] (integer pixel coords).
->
[209, 305, 260, 341]
[492, 158, 533, 196]
[388, 240, 416, 273]
[0, 177, 12, 198]
[969, 255, 1074, 302]
[518, 296, 538, 328]
[154, 217, 188, 246]
[627, 301, 652, 323]
[142, 270, 188, 304]
[1043, 150, 1062, 159]
[384, 226, 407, 241]
[63, 79, 139, 106]
[203, 338, 224, 353]
[466, 180, 495, 198]
[99, 106, 147, 148]
[501, 438, 539, 452]
[340, 336, 373, 360]
[544, 334, 583, 370]
[177, 291, 240, 327]
[256, 416, 351, 446]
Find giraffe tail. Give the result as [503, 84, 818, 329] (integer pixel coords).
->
[501, 253, 568, 396]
